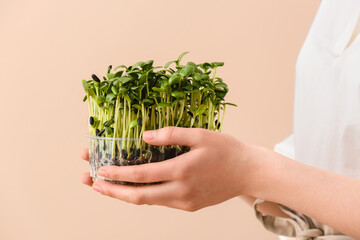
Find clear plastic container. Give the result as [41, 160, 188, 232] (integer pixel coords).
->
[86, 135, 190, 185]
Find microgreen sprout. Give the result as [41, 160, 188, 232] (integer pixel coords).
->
[82, 52, 236, 170]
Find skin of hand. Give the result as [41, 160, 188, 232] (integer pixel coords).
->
[80, 127, 360, 238]
[80, 127, 261, 211]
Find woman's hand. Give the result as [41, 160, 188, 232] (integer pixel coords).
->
[80, 127, 261, 211]
[81, 128, 360, 238]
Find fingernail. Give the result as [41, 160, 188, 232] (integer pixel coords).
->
[143, 130, 156, 140]
[93, 183, 101, 192]
[98, 169, 106, 177]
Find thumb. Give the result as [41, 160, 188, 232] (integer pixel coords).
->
[143, 127, 205, 147]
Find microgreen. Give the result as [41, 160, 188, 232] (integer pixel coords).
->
[82, 52, 237, 159]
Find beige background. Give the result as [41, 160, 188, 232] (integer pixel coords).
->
[0, 0, 320, 239]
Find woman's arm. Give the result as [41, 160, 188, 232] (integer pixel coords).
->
[248, 145, 360, 238]
[80, 127, 360, 239]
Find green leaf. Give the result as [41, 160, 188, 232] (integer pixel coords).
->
[114, 65, 127, 71]
[215, 77, 223, 83]
[149, 92, 159, 98]
[104, 119, 114, 127]
[105, 127, 113, 135]
[165, 68, 175, 74]
[119, 76, 132, 84]
[92, 120, 100, 129]
[184, 84, 193, 91]
[202, 87, 215, 93]
[101, 83, 111, 93]
[142, 98, 154, 104]
[119, 86, 128, 94]
[152, 87, 165, 92]
[175, 65, 184, 70]
[171, 90, 185, 98]
[107, 73, 115, 79]
[82, 80, 89, 92]
[195, 104, 207, 116]
[176, 51, 189, 65]
[179, 65, 194, 77]
[193, 73, 202, 81]
[87, 89, 97, 100]
[160, 79, 170, 89]
[96, 96, 105, 105]
[82, 95, 88, 102]
[212, 62, 224, 67]
[225, 102, 238, 107]
[133, 104, 142, 110]
[106, 93, 116, 102]
[129, 119, 137, 129]
[157, 102, 170, 109]
[143, 60, 154, 71]
[186, 61, 197, 69]
[139, 74, 147, 84]
[133, 61, 145, 69]
[198, 62, 213, 72]
[164, 60, 176, 68]
[111, 86, 119, 95]
[215, 83, 228, 91]
[215, 90, 227, 98]
[201, 74, 210, 80]
[130, 85, 142, 90]
[132, 94, 141, 103]
[169, 74, 181, 85]
[114, 71, 123, 78]
[194, 68, 202, 73]
[129, 72, 140, 80]
[201, 80, 213, 87]
[153, 66, 162, 70]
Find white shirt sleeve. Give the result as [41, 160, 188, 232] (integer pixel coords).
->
[274, 134, 295, 160]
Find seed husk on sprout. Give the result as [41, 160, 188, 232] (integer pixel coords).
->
[89, 116, 94, 125]
[91, 74, 101, 83]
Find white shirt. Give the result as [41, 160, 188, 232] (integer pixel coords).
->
[273, 1, 360, 239]
[276, 0, 360, 180]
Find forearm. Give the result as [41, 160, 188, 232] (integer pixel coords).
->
[247, 145, 360, 239]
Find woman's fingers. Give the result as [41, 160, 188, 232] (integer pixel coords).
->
[81, 172, 93, 186]
[92, 180, 168, 205]
[143, 127, 208, 147]
[80, 148, 89, 161]
[97, 153, 190, 183]
[92, 180, 190, 210]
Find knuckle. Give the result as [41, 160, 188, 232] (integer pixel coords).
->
[182, 201, 198, 212]
[175, 166, 190, 181]
[131, 191, 145, 205]
[101, 186, 114, 198]
[196, 128, 208, 143]
[178, 186, 193, 201]
[173, 156, 193, 180]
[163, 126, 176, 140]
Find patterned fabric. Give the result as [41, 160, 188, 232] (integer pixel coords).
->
[253, 199, 354, 240]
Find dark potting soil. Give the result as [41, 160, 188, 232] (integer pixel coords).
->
[90, 145, 190, 186]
